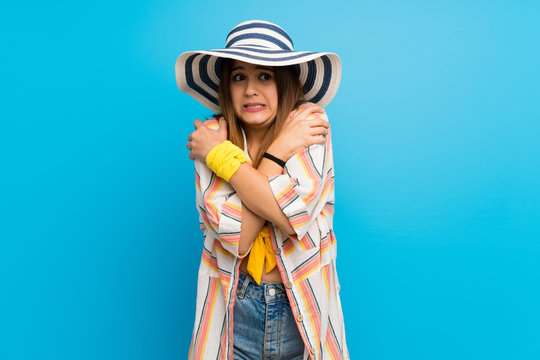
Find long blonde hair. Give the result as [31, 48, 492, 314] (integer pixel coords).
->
[216, 59, 305, 167]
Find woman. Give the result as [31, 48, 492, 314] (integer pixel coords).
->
[176, 20, 348, 360]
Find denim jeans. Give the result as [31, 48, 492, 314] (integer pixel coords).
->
[233, 272, 305, 360]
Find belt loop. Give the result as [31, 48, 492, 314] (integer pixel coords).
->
[236, 273, 251, 299]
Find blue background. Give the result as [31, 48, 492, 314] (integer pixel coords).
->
[2, 0, 539, 359]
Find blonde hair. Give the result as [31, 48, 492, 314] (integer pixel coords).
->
[216, 59, 305, 167]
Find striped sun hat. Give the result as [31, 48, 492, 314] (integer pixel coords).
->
[175, 20, 342, 113]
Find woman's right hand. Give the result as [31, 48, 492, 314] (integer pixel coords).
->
[267, 103, 329, 161]
[186, 117, 228, 161]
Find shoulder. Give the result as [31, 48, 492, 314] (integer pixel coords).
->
[292, 102, 330, 123]
[202, 118, 220, 130]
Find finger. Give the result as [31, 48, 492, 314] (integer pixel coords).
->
[218, 117, 228, 134]
[307, 119, 329, 129]
[193, 119, 203, 129]
[305, 106, 326, 118]
[286, 110, 297, 122]
[298, 104, 325, 115]
[311, 134, 327, 145]
[292, 104, 325, 120]
[286, 109, 303, 123]
[298, 102, 315, 110]
[309, 126, 329, 136]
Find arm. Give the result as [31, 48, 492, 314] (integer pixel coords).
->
[229, 159, 294, 233]
[231, 111, 335, 242]
[194, 146, 284, 257]
[189, 105, 329, 253]
[267, 118, 334, 242]
[191, 120, 275, 257]
[236, 158, 285, 255]
[229, 107, 332, 239]
[237, 202, 266, 256]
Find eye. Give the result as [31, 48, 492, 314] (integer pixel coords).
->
[232, 73, 245, 81]
[259, 73, 272, 81]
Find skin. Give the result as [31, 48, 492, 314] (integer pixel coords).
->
[230, 62, 278, 137]
[187, 60, 329, 282]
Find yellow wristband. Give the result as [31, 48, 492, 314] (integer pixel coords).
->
[206, 140, 248, 181]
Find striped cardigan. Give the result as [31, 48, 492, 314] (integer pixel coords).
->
[188, 111, 349, 359]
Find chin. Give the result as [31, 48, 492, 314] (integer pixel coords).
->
[240, 113, 275, 126]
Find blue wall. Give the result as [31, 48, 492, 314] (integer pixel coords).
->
[2, 0, 539, 359]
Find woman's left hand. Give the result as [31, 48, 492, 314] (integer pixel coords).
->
[187, 118, 228, 161]
[266, 104, 328, 162]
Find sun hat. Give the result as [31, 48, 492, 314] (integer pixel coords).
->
[175, 20, 342, 114]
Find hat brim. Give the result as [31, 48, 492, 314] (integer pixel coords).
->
[175, 47, 341, 113]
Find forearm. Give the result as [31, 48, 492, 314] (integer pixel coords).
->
[229, 160, 295, 235]
[238, 205, 266, 255]
[237, 158, 294, 255]
[189, 109, 328, 242]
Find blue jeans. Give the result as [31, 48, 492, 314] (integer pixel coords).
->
[233, 272, 305, 360]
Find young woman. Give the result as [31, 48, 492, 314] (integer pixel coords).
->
[176, 20, 349, 360]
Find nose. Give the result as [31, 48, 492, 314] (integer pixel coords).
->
[244, 78, 258, 96]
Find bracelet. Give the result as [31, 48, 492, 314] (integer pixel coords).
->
[262, 152, 286, 167]
[206, 141, 248, 181]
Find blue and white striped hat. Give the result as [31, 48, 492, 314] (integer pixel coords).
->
[175, 20, 342, 113]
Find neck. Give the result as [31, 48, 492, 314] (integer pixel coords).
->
[244, 124, 271, 160]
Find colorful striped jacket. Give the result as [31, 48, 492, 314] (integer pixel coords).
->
[188, 111, 349, 359]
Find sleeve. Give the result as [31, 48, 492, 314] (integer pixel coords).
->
[195, 158, 247, 258]
[267, 111, 335, 242]
[192, 119, 246, 258]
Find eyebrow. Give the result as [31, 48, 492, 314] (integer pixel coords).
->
[231, 65, 274, 72]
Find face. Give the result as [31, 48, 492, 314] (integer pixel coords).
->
[229, 60, 278, 129]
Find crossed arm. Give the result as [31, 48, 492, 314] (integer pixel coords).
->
[232, 159, 289, 255]
[188, 104, 328, 255]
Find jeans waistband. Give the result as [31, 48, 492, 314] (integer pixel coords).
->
[237, 271, 288, 303]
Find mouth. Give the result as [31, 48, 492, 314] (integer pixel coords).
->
[242, 103, 266, 112]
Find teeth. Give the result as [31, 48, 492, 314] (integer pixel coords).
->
[245, 104, 264, 108]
